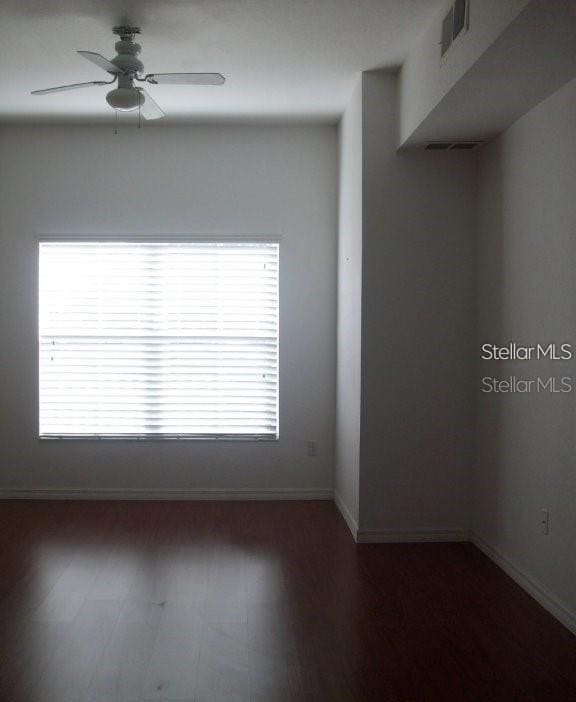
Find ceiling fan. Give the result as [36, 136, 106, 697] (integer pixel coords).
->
[31, 26, 226, 120]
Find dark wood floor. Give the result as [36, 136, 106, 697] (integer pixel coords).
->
[0, 501, 575, 702]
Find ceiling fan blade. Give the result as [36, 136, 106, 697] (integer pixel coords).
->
[138, 89, 165, 120]
[77, 51, 123, 74]
[31, 80, 110, 95]
[144, 73, 225, 86]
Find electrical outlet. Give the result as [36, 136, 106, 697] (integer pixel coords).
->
[540, 509, 549, 535]
[306, 441, 318, 457]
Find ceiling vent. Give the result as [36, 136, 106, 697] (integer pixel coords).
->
[441, 0, 470, 57]
[425, 141, 483, 151]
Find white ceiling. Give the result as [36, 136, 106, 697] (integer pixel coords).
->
[0, 0, 443, 124]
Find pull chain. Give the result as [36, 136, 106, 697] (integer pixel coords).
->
[138, 92, 142, 129]
[115, 109, 118, 135]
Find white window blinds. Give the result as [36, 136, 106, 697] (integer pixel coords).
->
[39, 240, 279, 439]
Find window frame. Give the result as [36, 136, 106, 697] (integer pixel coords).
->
[36, 234, 280, 442]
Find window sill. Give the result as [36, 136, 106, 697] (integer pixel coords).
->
[38, 434, 279, 442]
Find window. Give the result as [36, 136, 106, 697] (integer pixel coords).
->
[39, 239, 279, 439]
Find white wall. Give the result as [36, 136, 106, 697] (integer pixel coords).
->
[335, 79, 362, 528]
[0, 124, 338, 495]
[475, 77, 576, 620]
[359, 71, 477, 534]
[399, 0, 528, 145]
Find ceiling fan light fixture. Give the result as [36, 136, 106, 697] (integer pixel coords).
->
[106, 87, 143, 112]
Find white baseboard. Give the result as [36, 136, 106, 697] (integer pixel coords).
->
[357, 528, 469, 544]
[334, 491, 359, 540]
[470, 532, 576, 636]
[0, 487, 333, 502]
[332, 496, 467, 544]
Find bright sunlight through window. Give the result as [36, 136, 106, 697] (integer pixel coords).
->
[39, 240, 279, 439]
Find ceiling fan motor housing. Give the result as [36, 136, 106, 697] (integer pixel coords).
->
[110, 27, 144, 75]
[110, 46, 144, 75]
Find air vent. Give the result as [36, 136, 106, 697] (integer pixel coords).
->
[425, 141, 483, 151]
[441, 7, 454, 57]
[453, 0, 468, 39]
[425, 143, 452, 150]
[441, 0, 470, 57]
